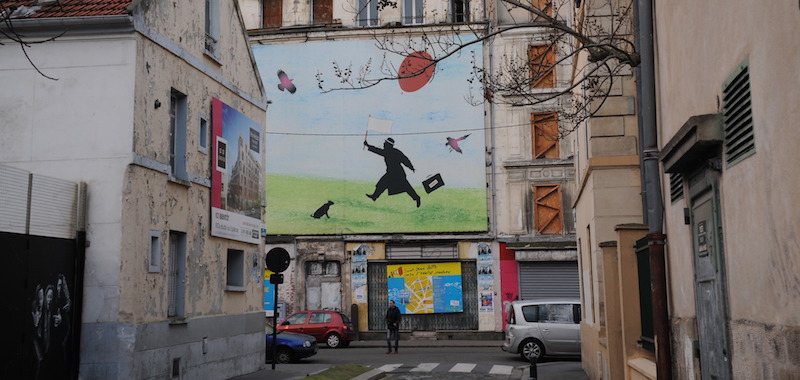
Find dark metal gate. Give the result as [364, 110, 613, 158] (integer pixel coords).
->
[367, 261, 478, 331]
[0, 166, 84, 379]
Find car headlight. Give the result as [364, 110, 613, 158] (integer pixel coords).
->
[303, 341, 312, 348]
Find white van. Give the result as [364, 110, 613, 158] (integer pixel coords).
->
[501, 299, 582, 360]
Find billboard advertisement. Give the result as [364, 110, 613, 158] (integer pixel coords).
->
[252, 38, 487, 235]
[211, 98, 264, 244]
[387, 262, 463, 314]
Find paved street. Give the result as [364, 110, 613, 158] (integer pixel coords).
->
[230, 342, 588, 380]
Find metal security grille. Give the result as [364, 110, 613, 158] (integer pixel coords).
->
[518, 261, 579, 299]
[722, 59, 755, 167]
[386, 244, 458, 259]
[367, 261, 478, 331]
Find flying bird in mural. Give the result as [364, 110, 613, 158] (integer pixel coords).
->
[277, 70, 297, 94]
[445, 134, 471, 153]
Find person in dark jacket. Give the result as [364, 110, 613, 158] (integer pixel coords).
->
[364, 138, 421, 208]
[385, 300, 401, 353]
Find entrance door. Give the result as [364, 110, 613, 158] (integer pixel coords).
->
[689, 170, 732, 380]
[305, 261, 341, 311]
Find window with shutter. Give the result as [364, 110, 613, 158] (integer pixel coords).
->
[263, 0, 282, 28]
[528, 44, 556, 88]
[531, 0, 552, 18]
[532, 112, 559, 159]
[168, 231, 186, 318]
[313, 0, 333, 23]
[533, 184, 563, 234]
[722, 58, 755, 167]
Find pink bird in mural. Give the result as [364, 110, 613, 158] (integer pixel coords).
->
[445, 134, 471, 153]
[277, 69, 296, 94]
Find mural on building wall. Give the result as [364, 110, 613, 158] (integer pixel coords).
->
[252, 38, 487, 235]
[211, 98, 264, 244]
[387, 262, 463, 314]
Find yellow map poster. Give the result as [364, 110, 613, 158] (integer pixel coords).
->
[387, 262, 463, 314]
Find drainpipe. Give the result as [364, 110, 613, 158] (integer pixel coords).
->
[634, 0, 672, 379]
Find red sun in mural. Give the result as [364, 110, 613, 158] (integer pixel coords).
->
[398, 51, 435, 92]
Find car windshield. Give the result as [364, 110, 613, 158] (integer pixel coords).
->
[265, 324, 281, 334]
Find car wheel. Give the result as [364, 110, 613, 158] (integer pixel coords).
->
[326, 333, 342, 348]
[519, 339, 544, 361]
[274, 347, 293, 364]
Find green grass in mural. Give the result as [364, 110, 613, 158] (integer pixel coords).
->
[265, 174, 488, 235]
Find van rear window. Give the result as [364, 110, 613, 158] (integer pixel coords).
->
[521, 304, 575, 323]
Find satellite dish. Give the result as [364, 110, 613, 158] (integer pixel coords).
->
[266, 248, 290, 273]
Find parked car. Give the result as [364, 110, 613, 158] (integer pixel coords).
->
[265, 324, 318, 364]
[501, 299, 582, 360]
[278, 310, 356, 348]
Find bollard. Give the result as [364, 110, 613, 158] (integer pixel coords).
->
[528, 353, 538, 380]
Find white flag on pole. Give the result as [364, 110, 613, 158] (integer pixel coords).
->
[367, 116, 393, 134]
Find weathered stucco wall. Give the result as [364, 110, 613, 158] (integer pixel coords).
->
[655, 1, 800, 377]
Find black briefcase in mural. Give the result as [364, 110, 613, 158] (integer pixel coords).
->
[422, 173, 445, 193]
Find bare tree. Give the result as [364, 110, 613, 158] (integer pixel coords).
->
[1, 1, 65, 80]
[316, 0, 639, 136]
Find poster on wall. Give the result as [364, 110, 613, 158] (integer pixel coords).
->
[211, 98, 264, 244]
[251, 38, 488, 235]
[476, 242, 494, 313]
[264, 269, 276, 317]
[351, 244, 370, 303]
[387, 262, 463, 314]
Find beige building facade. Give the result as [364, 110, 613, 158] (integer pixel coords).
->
[1, 1, 267, 379]
[574, 0, 800, 379]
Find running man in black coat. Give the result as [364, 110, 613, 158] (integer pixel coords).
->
[364, 138, 421, 208]
[385, 300, 401, 353]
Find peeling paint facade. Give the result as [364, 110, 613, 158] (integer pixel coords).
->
[1, 1, 267, 379]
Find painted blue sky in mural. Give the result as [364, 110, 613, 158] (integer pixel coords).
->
[252, 38, 485, 189]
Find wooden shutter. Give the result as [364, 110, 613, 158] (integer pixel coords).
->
[533, 184, 563, 234]
[263, 0, 282, 28]
[531, 0, 552, 18]
[532, 112, 559, 159]
[313, 0, 333, 23]
[528, 44, 556, 88]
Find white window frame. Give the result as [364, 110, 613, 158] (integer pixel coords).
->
[169, 89, 189, 182]
[204, 0, 220, 59]
[198, 113, 209, 154]
[168, 231, 187, 319]
[357, 0, 378, 26]
[148, 230, 162, 273]
[402, 0, 423, 25]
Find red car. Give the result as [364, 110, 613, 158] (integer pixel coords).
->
[278, 310, 356, 348]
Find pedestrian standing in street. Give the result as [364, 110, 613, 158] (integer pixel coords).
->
[386, 300, 401, 353]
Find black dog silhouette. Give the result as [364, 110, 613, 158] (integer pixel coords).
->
[311, 201, 334, 218]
